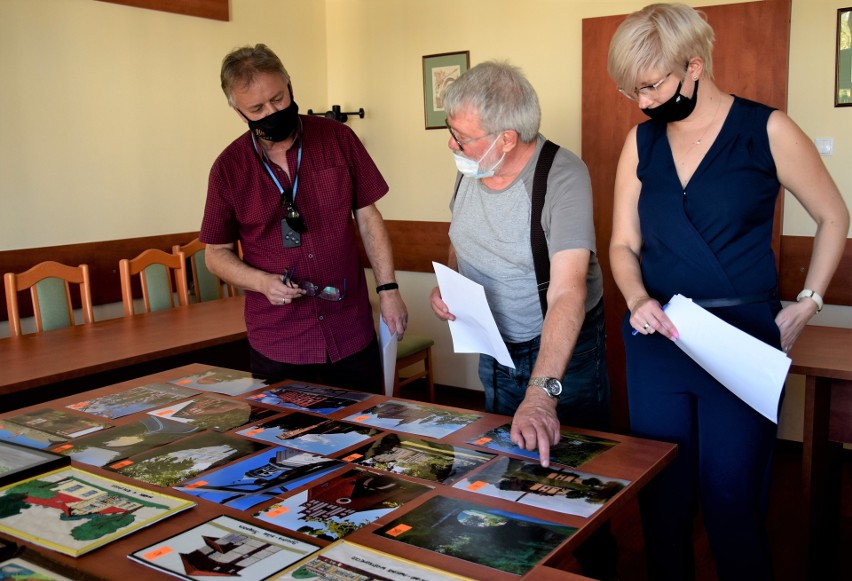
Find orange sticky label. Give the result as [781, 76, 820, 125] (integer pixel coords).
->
[248, 394, 264, 400]
[68, 402, 89, 409]
[53, 444, 73, 452]
[245, 428, 264, 436]
[466, 480, 487, 491]
[473, 437, 492, 445]
[352, 415, 370, 422]
[385, 524, 412, 537]
[184, 480, 207, 489]
[176, 379, 191, 385]
[265, 506, 289, 517]
[143, 546, 173, 560]
[341, 453, 363, 462]
[110, 460, 133, 469]
[153, 409, 174, 416]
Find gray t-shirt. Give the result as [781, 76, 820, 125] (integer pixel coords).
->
[449, 135, 603, 343]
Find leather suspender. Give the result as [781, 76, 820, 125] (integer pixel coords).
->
[531, 140, 559, 316]
[451, 139, 561, 317]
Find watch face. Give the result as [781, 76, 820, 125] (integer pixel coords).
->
[545, 378, 562, 397]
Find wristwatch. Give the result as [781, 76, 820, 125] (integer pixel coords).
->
[796, 288, 824, 312]
[529, 377, 562, 399]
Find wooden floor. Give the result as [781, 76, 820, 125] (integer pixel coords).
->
[399, 381, 852, 581]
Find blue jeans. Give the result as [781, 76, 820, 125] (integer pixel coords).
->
[478, 298, 611, 430]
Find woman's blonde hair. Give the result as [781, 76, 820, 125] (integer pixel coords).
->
[607, 3, 715, 94]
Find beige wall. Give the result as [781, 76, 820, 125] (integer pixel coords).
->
[0, 0, 328, 249]
[1, 0, 849, 439]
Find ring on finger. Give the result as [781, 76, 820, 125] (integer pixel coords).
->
[643, 322, 650, 330]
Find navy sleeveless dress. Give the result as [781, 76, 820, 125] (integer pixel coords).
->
[624, 96, 782, 580]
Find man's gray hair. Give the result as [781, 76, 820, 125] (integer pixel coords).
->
[442, 60, 541, 143]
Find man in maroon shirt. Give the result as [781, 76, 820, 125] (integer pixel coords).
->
[200, 44, 407, 392]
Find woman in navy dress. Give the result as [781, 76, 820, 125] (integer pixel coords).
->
[606, 4, 848, 579]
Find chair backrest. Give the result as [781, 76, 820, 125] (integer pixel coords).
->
[4, 261, 94, 337]
[172, 238, 225, 303]
[119, 249, 190, 316]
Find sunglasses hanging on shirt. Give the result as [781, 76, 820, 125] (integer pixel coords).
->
[250, 124, 304, 248]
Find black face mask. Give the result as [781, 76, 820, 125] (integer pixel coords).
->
[246, 99, 299, 142]
[642, 78, 699, 122]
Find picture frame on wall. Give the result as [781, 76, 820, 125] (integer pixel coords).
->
[836, 7, 851, 107]
[422, 51, 470, 129]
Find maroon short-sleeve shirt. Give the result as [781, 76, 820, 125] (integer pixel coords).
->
[200, 115, 388, 364]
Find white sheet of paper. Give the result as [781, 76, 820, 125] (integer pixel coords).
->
[664, 294, 791, 423]
[433, 262, 514, 368]
[379, 318, 398, 397]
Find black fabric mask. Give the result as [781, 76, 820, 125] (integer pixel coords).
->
[246, 100, 299, 142]
[642, 78, 699, 122]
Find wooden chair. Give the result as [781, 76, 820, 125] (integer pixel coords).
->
[4, 261, 94, 337]
[394, 334, 435, 402]
[119, 249, 189, 316]
[172, 238, 229, 303]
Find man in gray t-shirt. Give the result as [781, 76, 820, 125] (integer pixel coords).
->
[430, 61, 610, 467]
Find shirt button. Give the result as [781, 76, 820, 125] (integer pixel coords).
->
[318, 315, 324, 321]
[308, 254, 314, 259]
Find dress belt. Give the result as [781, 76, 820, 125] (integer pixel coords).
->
[692, 289, 778, 309]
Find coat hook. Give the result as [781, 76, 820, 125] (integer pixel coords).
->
[306, 104, 365, 123]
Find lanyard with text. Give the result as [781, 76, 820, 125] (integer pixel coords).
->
[251, 129, 304, 247]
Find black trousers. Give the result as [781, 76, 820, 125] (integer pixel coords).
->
[250, 335, 383, 394]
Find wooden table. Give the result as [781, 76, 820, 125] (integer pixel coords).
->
[0, 364, 676, 580]
[0, 297, 248, 410]
[787, 324, 852, 578]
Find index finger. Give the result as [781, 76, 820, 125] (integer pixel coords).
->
[537, 435, 551, 469]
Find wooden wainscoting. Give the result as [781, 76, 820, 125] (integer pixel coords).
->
[1, 224, 848, 321]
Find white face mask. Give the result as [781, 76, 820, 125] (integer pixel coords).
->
[452, 134, 505, 179]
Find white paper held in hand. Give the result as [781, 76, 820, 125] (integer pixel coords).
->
[664, 294, 791, 423]
[432, 262, 515, 369]
[379, 318, 398, 397]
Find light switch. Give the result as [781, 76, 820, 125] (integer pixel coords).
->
[814, 137, 833, 156]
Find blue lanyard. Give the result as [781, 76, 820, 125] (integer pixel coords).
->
[251, 128, 302, 203]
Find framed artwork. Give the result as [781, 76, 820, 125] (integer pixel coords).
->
[0, 440, 70, 487]
[422, 51, 470, 129]
[836, 7, 851, 107]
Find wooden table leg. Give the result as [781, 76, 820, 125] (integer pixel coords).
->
[802, 375, 842, 578]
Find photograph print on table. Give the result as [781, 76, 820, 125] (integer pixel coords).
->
[49, 416, 200, 468]
[237, 412, 380, 456]
[175, 446, 345, 511]
[272, 539, 473, 580]
[106, 431, 267, 487]
[468, 423, 619, 467]
[0, 421, 66, 450]
[65, 383, 199, 419]
[2, 409, 112, 439]
[247, 382, 374, 415]
[167, 367, 270, 396]
[148, 395, 277, 432]
[130, 515, 319, 581]
[342, 433, 494, 485]
[344, 400, 481, 439]
[375, 495, 575, 575]
[453, 455, 629, 518]
[254, 467, 432, 542]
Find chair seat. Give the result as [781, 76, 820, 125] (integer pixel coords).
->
[396, 334, 435, 360]
[394, 333, 435, 402]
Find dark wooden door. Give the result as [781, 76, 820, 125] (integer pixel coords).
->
[582, 0, 792, 430]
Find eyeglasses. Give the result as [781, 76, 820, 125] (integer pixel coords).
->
[283, 267, 346, 302]
[619, 71, 672, 102]
[445, 119, 495, 153]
